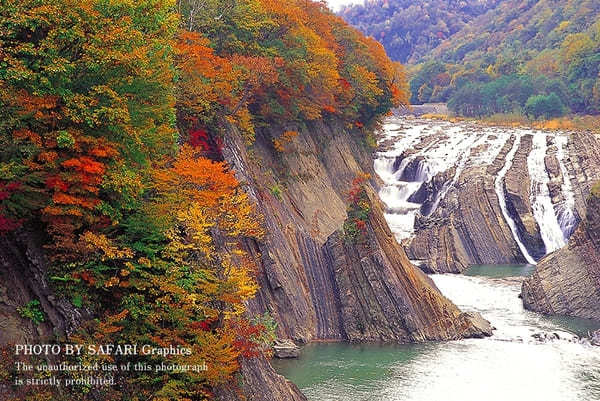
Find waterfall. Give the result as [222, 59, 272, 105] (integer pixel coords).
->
[528, 133, 567, 253]
[554, 135, 577, 239]
[494, 134, 537, 265]
[375, 122, 434, 241]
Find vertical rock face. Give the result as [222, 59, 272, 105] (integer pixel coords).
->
[215, 120, 490, 400]
[223, 120, 482, 344]
[0, 227, 84, 345]
[323, 190, 490, 341]
[522, 191, 600, 320]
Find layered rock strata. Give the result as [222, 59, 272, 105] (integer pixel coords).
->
[522, 190, 600, 320]
[407, 135, 527, 272]
[223, 120, 486, 343]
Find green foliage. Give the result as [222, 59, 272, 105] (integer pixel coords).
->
[270, 183, 283, 200]
[524, 93, 567, 119]
[56, 131, 75, 149]
[17, 300, 45, 325]
[250, 312, 278, 349]
[406, 0, 600, 116]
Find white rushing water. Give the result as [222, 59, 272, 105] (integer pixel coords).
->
[554, 135, 578, 238]
[386, 272, 600, 401]
[494, 134, 537, 264]
[374, 119, 508, 241]
[528, 133, 568, 253]
[375, 118, 577, 261]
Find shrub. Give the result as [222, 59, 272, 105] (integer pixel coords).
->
[17, 300, 45, 325]
[524, 93, 567, 119]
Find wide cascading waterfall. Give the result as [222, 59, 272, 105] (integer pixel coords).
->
[376, 118, 580, 263]
[554, 135, 577, 239]
[494, 134, 537, 265]
[528, 133, 568, 253]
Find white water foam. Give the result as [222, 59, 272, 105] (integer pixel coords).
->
[554, 134, 577, 238]
[528, 133, 567, 253]
[494, 134, 537, 264]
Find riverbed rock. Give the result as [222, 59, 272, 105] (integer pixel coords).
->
[503, 134, 546, 260]
[273, 339, 301, 358]
[522, 189, 600, 320]
[400, 156, 427, 182]
[591, 330, 600, 346]
[459, 311, 493, 338]
[407, 135, 528, 272]
[407, 124, 600, 273]
[408, 168, 455, 216]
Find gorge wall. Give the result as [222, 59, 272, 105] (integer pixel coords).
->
[222, 120, 489, 343]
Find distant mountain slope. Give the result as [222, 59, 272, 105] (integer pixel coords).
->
[340, 0, 600, 116]
[429, 0, 600, 64]
[411, 0, 600, 115]
[339, 0, 502, 63]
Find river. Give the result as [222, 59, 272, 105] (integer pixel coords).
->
[272, 265, 600, 401]
[272, 118, 600, 401]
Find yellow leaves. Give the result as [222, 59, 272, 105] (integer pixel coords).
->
[272, 130, 298, 153]
[561, 32, 595, 62]
[348, 64, 383, 106]
[79, 231, 134, 261]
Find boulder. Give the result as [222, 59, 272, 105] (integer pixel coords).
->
[273, 339, 301, 359]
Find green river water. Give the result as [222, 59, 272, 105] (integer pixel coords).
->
[272, 265, 600, 401]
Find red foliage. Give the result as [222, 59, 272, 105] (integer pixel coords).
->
[45, 176, 69, 192]
[188, 129, 223, 158]
[348, 174, 370, 203]
[0, 214, 22, 233]
[231, 319, 265, 358]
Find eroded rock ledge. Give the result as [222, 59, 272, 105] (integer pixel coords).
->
[522, 191, 600, 320]
[324, 189, 491, 341]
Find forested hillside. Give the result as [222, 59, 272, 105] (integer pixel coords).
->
[340, 0, 600, 118]
[0, 0, 405, 399]
[410, 0, 600, 116]
[339, 0, 502, 63]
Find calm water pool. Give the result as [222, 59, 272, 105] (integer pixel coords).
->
[272, 265, 600, 401]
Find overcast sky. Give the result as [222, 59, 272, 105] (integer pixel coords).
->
[325, 0, 365, 12]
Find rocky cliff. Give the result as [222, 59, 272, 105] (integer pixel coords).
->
[521, 188, 600, 320]
[0, 226, 84, 345]
[222, 120, 487, 344]
[211, 119, 491, 399]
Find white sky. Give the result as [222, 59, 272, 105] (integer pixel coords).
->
[325, 0, 365, 12]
